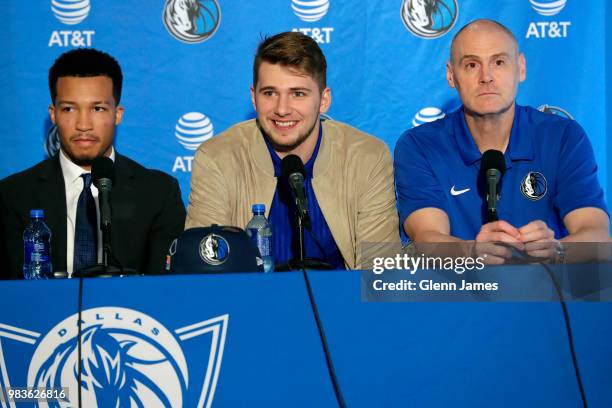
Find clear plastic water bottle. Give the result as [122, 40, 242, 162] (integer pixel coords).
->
[246, 204, 274, 273]
[23, 209, 53, 279]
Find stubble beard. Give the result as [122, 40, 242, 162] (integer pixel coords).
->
[463, 98, 515, 120]
[257, 117, 319, 154]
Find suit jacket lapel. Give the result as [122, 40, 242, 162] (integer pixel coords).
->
[36, 156, 68, 272]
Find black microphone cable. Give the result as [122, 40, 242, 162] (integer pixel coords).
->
[538, 261, 588, 408]
[300, 267, 347, 408]
[489, 243, 587, 407]
[76, 273, 84, 408]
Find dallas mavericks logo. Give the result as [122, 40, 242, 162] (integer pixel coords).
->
[537, 104, 574, 120]
[200, 234, 230, 265]
[400, 0, 458, 39]
[529, 0, 567, 16]
[520, 171, 547, 200]
[1, 307, 228, 407]
[163, 0, 221, 43]
[412, 107, 445, 127]
[291, 0, 330, 22]
[45, 125, 61, 157]
[175, 112, 215, 150]
[51, 0, 91, 25]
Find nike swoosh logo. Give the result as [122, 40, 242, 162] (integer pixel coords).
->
[450, 186, 470, 196]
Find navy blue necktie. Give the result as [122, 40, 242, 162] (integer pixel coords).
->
[73, 173, 98, 273]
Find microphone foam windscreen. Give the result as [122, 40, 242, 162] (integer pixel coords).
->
[481, 150, 505, 175]
[280, 154, 306, 179]
[92, 156, 116, 184]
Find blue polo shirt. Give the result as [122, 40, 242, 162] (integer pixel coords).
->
[394, 104, 607, 240]
[264, 126, 345, 269]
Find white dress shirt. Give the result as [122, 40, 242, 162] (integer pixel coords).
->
[59, 148, 115, 276]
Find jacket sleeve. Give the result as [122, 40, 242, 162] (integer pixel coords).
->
[355, 144, 400, 269]
[0, 182, 26, 279]
[145, 176, 186, 275]
[185, 146, 233, 228]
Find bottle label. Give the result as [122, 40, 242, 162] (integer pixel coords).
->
[248, 228, 271, 257]
[24, 242, 50, 263]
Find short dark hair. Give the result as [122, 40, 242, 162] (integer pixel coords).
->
[253, 32, 327, 91]
[48, 48, 123, 104]
[450, 19, 519, 64]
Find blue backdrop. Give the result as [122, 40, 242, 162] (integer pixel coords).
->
[0, 0, 609, 207]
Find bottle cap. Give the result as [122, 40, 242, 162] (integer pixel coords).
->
[252, 204, 265, 214]
[30, 209, 44, 218]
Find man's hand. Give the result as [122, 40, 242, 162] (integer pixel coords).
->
[475, 220, 524, 264]
[518, 220, 559, 261]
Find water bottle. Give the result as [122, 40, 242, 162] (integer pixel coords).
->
[23, 209, 53, 279]
[246, 204, 274, 273]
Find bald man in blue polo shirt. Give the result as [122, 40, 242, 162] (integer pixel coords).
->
[394, 19, 610, 264]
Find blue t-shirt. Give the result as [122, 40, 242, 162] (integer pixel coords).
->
[264, 126, 345, 269]
[394, 104, 607, 240]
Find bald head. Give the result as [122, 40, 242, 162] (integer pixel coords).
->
[445, 18, 526, 118]
[450, 19, 519, 65]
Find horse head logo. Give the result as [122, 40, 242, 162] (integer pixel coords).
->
[401, 0, 458, 39]
[163, 0, 221, 43]
[199, 234, 230, 265]
[28, 308, 189, 407]
[520, 171, 547, 201]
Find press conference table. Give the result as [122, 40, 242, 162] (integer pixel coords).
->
[0, 270, 611, 407]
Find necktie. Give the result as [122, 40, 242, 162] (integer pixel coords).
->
[73, 173, 98, 273]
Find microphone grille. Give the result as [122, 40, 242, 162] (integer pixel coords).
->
[481, 150, 505, 175]
[280, 154, 305, 179]
[92, 156, 116, 184]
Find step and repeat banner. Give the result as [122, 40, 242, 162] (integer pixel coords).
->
[0, 0, 607, 206]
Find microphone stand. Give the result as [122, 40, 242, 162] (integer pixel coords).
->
[486, 169, 501, 223]
[73, 214, 138, 278]
[278, 210, 333, 271]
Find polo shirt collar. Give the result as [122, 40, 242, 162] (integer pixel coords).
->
[454, 104, 533, 166]
[506, 105, 534, 162]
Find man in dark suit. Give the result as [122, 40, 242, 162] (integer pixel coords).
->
[0, 48, 186, 279]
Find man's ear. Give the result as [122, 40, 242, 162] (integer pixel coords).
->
[518, 53, 526, 82]
[250, 85, 257, 111]
[446, 62, 456, 89]
[319, 87, 331, 114]
[115, 106, 124, 125]
[48, 104, 56, 125]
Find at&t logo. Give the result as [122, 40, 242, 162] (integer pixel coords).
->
[529, 0, 567, 16]
[173, 112, 215, 173]
[51, 0, 90, 24]
[0, 307, 228, 407]
[526, 0, 571, 39]
[292, 0, 329, 22]
[48, 0, 95, 47]
[291, 0, 334, 44]
[412, 107, 445, 128]
[163, 0, 221, 44]
[401, 0, 458, 39]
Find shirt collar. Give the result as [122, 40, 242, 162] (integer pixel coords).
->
[264, 122, 323, 179]
[505, 105, 534, 162]
[454, 104, 533, 166]
[59, 146, 116, 184]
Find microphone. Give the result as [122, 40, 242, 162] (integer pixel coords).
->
[480, 150, 505, 223]
[92, 156, 115, 232]
[281, 154, 311, 229]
